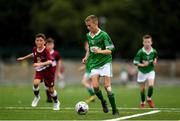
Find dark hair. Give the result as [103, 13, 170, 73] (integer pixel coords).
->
[46, 37, 55, 43]
[143, 34, 152, 39]
[35, 33, 46, 40]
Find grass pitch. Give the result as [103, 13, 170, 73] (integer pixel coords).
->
[0, 84, 180, 120]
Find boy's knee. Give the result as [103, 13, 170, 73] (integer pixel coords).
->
[141, 88, 145, 92]
[105, 86, 113, 95]
[48, 87, 54, 93]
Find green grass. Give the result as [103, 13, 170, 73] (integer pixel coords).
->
[0, 84, 180, 120]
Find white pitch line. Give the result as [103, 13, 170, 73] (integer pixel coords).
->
[117, 107, 180, 110]
[104, 110, 160, 121]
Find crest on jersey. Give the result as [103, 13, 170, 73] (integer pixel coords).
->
[91, 40, 95, 45]
[147, 55, 150, 60]
[37, 57, 41, 63]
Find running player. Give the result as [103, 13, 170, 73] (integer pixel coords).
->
[133, 34, 158, 108]
[82, 15, 119, 115]
[45, 37, 65, 102]
[17, 33, 60, 110]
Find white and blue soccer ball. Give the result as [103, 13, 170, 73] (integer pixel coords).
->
[75, 101, 89, 115]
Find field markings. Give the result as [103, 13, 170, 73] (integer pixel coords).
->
[0, 107, 180, 111]
[104, 110, 161, 121]
[1, 107, 180, 120]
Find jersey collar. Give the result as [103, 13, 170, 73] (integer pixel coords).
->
[142, 47, 153, 55]
[88, 29, 101, 38]
[37, 46, 45, 53]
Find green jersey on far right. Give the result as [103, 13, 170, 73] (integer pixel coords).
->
[133, 47, 158, 73]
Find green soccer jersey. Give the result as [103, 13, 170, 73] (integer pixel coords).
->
[133, 47, 158, 73]
[86, 29, 115, 70]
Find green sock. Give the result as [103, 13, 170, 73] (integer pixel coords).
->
[95, 90, 105, 102]
[140, 91, 145, 102]
[108, 93, 117, 110]
[87, 87, 95, 96]
[148, 86, 153, 98]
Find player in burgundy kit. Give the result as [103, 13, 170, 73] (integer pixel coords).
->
[45, 37, 65, 102]
[17, 33, 60, 110]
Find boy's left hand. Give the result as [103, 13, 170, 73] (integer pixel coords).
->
[33, 63, 41, 67]
[92, 48, 100, 53]
[153, 58, 157, 65]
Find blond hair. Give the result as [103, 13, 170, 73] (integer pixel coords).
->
[85, 15, 98, 25]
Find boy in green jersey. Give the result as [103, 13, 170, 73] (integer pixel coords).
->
[133, 35, 158, 108]
[82, 15, 119, 115]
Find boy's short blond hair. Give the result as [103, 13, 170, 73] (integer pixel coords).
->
[85, 15, 98, 24]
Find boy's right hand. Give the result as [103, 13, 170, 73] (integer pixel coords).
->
[82, 57, 87, 64]
[17, 57, 24, 61]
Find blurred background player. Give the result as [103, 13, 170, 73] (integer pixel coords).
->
[133, 34, 158, 108]
[45, 37, 65, 102]
[82, 15, 119, 115]
[17, 33, 60, 110]
[79, 41, 96, 103]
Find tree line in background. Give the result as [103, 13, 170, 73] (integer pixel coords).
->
[0, 0, 179, 60]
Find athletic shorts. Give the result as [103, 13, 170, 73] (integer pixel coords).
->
[35, 67, 55, 87]
[137, 71, 155, 83]
[90, 63, 113, 77]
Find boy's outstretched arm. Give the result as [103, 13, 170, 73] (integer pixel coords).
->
[17, 53, 33, 61]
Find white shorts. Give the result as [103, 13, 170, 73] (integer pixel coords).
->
[90, 63, 113, 77]
[137, 71, 155, 83]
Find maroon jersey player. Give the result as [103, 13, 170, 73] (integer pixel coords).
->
[17, 33, 60, 110]
[45, 38, 65, 102]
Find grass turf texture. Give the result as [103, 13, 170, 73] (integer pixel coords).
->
[0, 84, 180, 120]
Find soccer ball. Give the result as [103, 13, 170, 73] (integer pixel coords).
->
[75, 101, 89, 115]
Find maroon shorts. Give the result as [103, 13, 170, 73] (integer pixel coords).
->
[35, 67, 55, 87]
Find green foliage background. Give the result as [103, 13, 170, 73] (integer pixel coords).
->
[0, 0, 179, 59]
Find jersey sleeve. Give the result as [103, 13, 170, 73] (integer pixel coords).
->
[103, 33, 115, 51]
[154, 49, 158, 59]
[56, 51, 61, 61]
[133, 50, 141, 65]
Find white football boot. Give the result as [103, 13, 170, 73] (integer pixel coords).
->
[53, 100, 60, 110]
[31, 96, 40, 107]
